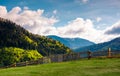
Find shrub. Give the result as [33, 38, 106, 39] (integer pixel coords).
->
[0, 47, 42, 66]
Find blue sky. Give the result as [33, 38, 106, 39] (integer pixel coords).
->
[0, 0, 120, 43]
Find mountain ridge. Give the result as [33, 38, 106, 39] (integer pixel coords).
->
[75, 37, 120, 52]
[47, 35, 95, 49]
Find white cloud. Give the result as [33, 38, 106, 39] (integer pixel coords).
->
[100, 21, 120, 43]
[0, 6, 7, 16]
[53, 10, 57, 14]
[0, 6, 58, 35]
[74, 0, 89, 4]
[82, 0, 89, 3]
[96, 17, 102, 22]
[57, 18, 105, 43]
[23, 6, 29, 10]
[105, 21, 120, 35]
[0, 6, 119, 43]
[57, 18, 120, 43]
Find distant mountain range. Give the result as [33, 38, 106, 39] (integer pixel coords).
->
[47, 35, 95, 49]
[75, 37, 120, 52]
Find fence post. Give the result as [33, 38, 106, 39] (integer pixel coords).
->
[108, 48, 111, 58]
[88, 51, 92, 59]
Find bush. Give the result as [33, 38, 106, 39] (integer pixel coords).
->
[0, 47, 42, 66]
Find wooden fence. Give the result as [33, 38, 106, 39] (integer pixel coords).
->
[7, 48, 120, 67]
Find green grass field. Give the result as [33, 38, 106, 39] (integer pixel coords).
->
[0, 58, 120, 76]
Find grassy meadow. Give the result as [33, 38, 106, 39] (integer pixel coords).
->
[0, 58, 120, 76]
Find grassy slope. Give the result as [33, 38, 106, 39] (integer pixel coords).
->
[0, 58, 120, 76]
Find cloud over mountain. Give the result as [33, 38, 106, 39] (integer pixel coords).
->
[105, 21, 120, 35]
[0, 6, 120, 43]
[57, 18, 103, 43]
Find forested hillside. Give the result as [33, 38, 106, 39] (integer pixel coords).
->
[0, 17, 71, 56]
[0, 17, 71, 66]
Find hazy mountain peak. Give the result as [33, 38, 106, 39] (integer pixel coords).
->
[47, 35, 95, 49]
[75, 36, 120, 52]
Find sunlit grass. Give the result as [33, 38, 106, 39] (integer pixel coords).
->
[0, 58, 120, 76]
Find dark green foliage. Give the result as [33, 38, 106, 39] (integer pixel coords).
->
[0, 47, 42, 66]
[0, 17, 71, 56]
[0, 18, 37, 50]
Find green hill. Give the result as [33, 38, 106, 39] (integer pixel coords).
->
[0, 58, 120, 76]
[0, 17, 71, 56]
